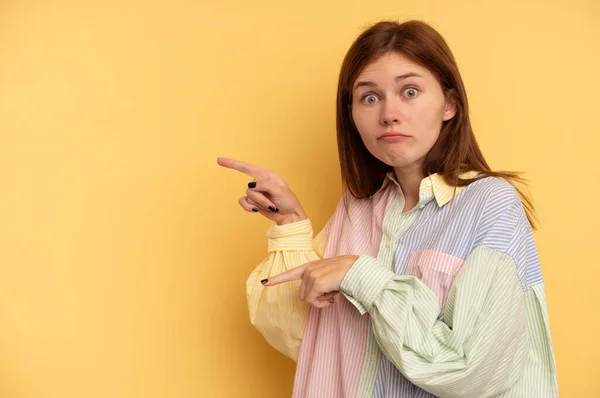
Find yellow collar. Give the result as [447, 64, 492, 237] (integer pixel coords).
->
[377, 170, 480, 207]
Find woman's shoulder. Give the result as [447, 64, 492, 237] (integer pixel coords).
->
[447, 176, 532, 251]
[450, 175, 527, 227]
[459, 174, 521, 208]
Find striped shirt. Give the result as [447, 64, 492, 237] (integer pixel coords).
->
[246, 171, 558, 397]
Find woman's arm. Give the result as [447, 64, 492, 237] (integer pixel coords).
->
[341, 246, 527, 397]
[217, 157, 325, 360]
[246, 219, 328, 361]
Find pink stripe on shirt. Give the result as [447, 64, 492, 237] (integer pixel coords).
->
[292, 185, 397, 398]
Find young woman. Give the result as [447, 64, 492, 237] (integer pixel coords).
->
[218, 20, 557, 398]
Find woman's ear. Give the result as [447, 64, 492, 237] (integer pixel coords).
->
[442, 96, 457, 121]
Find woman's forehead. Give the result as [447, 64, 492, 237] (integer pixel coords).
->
[354, 53, 433, 86]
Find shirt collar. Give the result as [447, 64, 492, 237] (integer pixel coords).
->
[376, 170, 480, 207]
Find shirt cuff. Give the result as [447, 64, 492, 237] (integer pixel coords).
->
[266, 219, 314, 252]
[340, 255, 396, 315]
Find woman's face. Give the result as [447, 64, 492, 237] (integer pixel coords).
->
[351, 52, 456, 171]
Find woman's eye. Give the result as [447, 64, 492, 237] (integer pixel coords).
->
[362, 94, 379, 104]
[403, 88, 419, 98]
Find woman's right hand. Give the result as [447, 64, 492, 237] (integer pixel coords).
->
[217, 157, 307, 225]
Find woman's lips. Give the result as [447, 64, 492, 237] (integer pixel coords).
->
[379, 133, 411, 141]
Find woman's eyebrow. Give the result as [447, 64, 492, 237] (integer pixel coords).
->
[353, 72, 424, 91]
[395, 72, 423, 81]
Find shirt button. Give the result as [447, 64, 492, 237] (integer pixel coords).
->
[425, 180, 432, 187]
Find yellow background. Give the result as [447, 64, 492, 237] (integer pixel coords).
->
[1, 0, 598, 397]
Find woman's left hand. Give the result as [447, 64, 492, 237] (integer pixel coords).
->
[262, 255, 360, 308]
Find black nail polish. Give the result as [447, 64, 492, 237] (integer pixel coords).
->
[261, 279, 268, 285]
[268, 206, 276, 212]
[248, 181, 256, 188]
[252, 207, 259, 212]
[275, 207, 279, 213]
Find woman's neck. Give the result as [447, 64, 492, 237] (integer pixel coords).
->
[393, 164, 426, 213]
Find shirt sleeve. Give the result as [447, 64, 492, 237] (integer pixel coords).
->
[246, 218, 328, 361]
[340, 246, 527, 397]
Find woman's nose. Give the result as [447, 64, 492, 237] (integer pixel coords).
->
[381, 115, 400, 125]
[380, 99, 403, 125]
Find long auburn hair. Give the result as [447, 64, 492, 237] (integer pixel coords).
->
[336, 20, 537, 229]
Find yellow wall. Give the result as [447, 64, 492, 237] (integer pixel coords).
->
[0, 0, 598, 396]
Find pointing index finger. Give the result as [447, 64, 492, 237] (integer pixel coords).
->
[217, 157, 262, 178]
[263, 263, 308, 286]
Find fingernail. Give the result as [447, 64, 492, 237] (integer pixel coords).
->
[261, 279, 268, 285]
[268, 206, 276, 212]
[248, 181, 256, 188]
[252, 207, 259, 212]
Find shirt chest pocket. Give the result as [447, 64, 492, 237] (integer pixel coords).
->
[405, 250, 464, 309]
